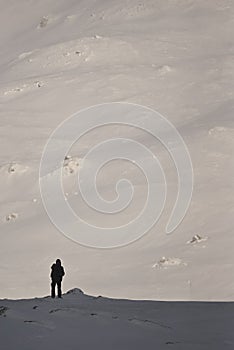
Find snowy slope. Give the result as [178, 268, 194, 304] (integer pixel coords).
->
[0, 289, 234, 350]
[0, 0, 234, 301]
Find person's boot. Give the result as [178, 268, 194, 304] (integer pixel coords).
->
[51, 282, 56, 298]
[58, 283, 62, 298]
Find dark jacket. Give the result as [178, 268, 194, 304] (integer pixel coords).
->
[50, 261, 65, 282]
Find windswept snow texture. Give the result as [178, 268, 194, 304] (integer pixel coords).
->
[0, 0, 234, 301]
[0, 289, 234, 350]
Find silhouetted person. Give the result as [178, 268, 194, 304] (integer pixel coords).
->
[50, 259, 65, 298]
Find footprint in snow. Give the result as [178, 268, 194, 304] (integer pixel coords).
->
[0, 306, 8, 317]
[4, 81, 43, 96]
[152, 257, 187, 269]
[187, 234, 208, 245]
[5, 213, 18, 222]
[38, 16, 49, 29]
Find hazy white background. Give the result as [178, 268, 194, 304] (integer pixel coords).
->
[0, 0, 233, 301]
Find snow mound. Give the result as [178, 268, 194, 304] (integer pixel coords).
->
[0, 293, 233, 349]
[5, 36, 141, 79]
[65, 288, 84, 296]
[152, 257, 187, 269]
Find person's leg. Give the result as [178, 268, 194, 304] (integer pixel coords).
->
[57, 281, 62, 298]
[51, 281, 56, 298]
